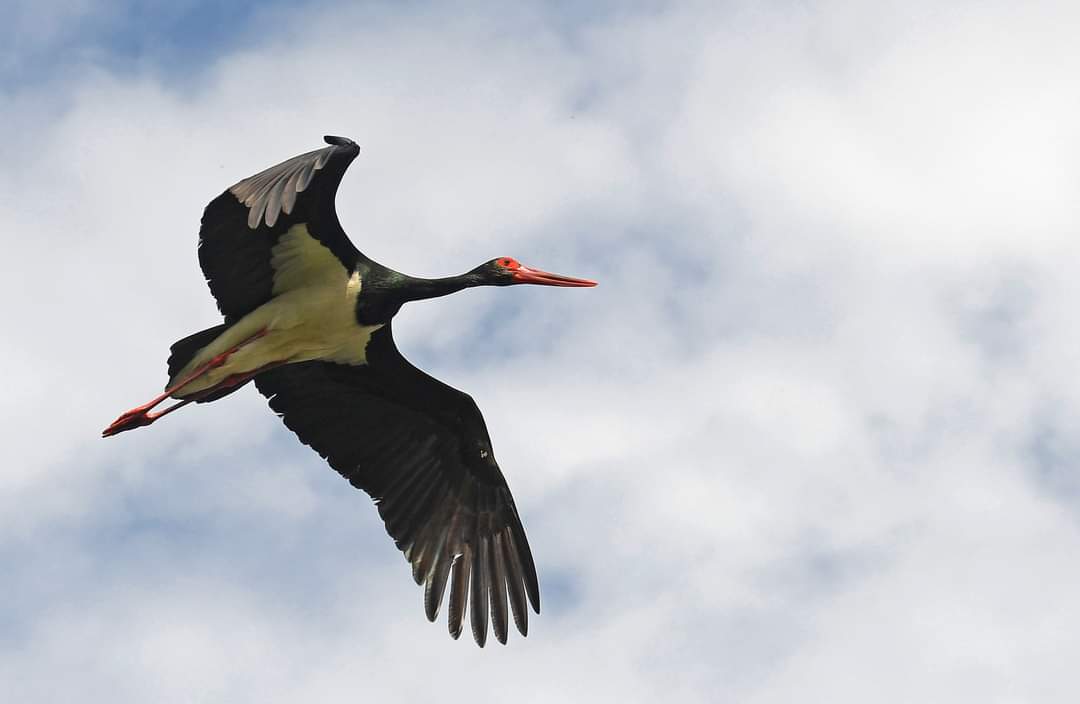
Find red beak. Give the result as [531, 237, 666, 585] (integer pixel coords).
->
[511, 264, 597, 287]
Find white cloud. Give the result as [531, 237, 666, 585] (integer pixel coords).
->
[3, 1, 1080, 702]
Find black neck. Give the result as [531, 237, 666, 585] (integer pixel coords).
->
[356, 267, 481, 325]
[399, 274, 476, 303]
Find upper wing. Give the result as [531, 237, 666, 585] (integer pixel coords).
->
[253, 324, 541, 646]
[198, 136, 363, 322]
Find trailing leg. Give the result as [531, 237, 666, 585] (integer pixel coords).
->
[101, 327, 270, 437]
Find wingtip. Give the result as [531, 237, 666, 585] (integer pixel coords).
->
[323, 135, 359, 150]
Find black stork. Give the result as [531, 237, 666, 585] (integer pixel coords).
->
[102, 135, 595, 646]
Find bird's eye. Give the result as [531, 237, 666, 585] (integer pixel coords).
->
[498, 258, 519, 269]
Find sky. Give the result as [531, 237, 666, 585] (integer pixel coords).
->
[2, 0, 1079, 701]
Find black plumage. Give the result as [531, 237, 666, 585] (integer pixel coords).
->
[253, 329, 540, 642]
[104, 136, 595, 647]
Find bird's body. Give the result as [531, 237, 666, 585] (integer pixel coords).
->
[172, 223, 380, 395]
[103, 136, 596, 646]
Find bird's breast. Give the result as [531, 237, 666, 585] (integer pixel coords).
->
[270, 271, 383, 366]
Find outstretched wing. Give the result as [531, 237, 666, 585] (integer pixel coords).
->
[198, 136, 363, 322]
[254, 324, 541, 646]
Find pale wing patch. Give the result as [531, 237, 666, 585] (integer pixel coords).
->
[270, 223, 350, 294]
[173, 266, 380, 394]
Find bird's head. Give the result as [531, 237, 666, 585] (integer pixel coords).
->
[476, 257, 597, 287]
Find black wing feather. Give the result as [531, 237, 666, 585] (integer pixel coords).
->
[253, 324, 541, 646]
[197, 136, 363, 322]
[448, 550, 471, 640]
[489, 531, 509, 645]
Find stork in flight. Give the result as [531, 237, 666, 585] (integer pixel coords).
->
[102, 136, 596, 646]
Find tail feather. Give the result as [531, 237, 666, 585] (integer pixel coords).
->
[167, 324, 230, 382]
[166, 323, 259, 403]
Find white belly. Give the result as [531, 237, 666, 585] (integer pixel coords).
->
[172, 222, 382, 397]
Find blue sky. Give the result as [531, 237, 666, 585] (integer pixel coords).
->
[3, 1, 1080, 702]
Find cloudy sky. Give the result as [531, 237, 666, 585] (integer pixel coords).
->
[3, 0, 1079, 701]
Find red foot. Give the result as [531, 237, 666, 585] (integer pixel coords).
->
[102, 396, 197, 438]
[102, 408, 156, 437]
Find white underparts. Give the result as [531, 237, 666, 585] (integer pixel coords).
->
[172, 223, 382, 397]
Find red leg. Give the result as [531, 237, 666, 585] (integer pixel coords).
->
[101, 329, 271, 438]
[101, 397, 196, 437]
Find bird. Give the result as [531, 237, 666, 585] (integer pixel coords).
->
[102, 135, 596, 646]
